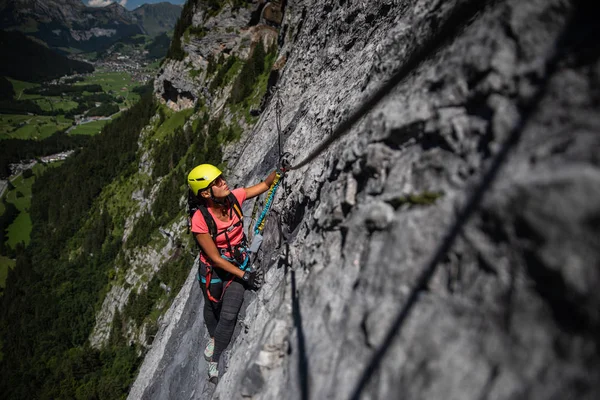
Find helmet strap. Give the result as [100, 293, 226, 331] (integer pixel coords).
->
[209, 187, 227, 207]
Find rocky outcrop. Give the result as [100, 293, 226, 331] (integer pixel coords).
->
[90, 116, 186, 349]
[261, 1, 284, 26]
[89, 236, 179, 348]
[3, 0, 137, 27]
[2, 0, 87, 25]
[131, 0, 600, 399]
[154, 2, 275, 110]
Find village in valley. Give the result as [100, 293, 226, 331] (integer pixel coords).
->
[70, 39, 158, 85]
[2, 37, 162, 187]
[0, 37, 168, 257]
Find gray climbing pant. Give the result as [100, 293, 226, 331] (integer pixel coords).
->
[200, 279, 245, 362]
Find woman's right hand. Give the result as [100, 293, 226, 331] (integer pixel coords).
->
[242, 269, 263, 290]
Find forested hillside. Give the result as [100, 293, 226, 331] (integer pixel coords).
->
[0, 62, 251, 398]
[0, 93, 157, 399]
[0, 133, 89, 179]
[0, 30, 94, 82]
[0, 4, 188, 399]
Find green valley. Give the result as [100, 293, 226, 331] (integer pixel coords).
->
[0, 33, 168, 284]
[0, 1, 187, 397]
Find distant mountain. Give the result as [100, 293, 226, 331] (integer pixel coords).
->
[132, 2, 182, 37]
[0, 0, 144, 53]
[0, 29, 94, 82]
[126, 0, 185, 11]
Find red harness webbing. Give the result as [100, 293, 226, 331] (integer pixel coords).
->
[202, 202, 246, 303]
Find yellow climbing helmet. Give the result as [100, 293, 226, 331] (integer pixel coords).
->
[187, 164, 222, 196]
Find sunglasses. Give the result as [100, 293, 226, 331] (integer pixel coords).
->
[208, 176, 226, 188]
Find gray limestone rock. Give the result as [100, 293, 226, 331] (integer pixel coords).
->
[130, 0, 600, 399]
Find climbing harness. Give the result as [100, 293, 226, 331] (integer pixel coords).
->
[190, 165, 288, 302]
[193, 192, 251, 303]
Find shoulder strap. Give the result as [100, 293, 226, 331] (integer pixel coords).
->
[194, 194, 244, 247]
[197, 206, 217, 239]
[227, 192, 243, 222]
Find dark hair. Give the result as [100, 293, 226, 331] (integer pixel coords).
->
[187, 189, 205, 235]
[187, 189, 205, 219]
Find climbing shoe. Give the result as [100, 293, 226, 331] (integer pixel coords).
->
[204, 337, 214, 361]
[208, 361, 219, 383]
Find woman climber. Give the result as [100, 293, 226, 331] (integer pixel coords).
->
[187, 163, 284, 383]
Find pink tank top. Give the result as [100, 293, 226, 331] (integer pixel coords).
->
[191, 188, 247, 264]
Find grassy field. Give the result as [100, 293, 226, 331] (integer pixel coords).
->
[5, 173, 31, 209]
[78, 70, 141, 108]
[34, 96, 79, 112]
[0, 255, 15, 289]
[147, 60, 162, 70]
[0, 164, 39, 289]
[79, 71, 132, 92]
[153, 107, 194, 141]
[6, 212, 31, 248]
[4, 171, 34, 249]
[2, 73, 136, 140]
[69, 118, 112, 136]
[9, 78, 38, 100]
[0, 114, 73, 140]
[3, 73, 142, 141]
[4, 78, 77, 139]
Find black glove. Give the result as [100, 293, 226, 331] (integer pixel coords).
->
[242, 269, 263, 290]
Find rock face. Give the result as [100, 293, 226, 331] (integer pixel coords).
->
[130, 0, 600, 399]
[153, 3, 260, 109]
